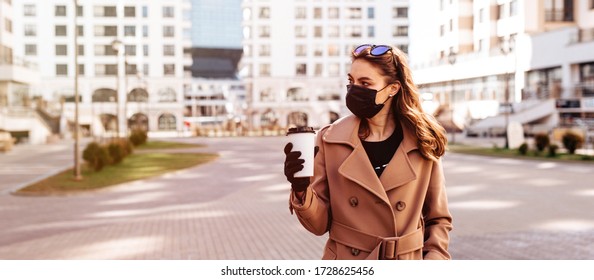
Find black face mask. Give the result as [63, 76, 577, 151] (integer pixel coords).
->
[346, 84, 391, 119]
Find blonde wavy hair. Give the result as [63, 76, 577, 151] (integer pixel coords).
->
[352, 45, 447, 161]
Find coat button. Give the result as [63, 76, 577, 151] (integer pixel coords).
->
[395, 201, 406, 211]
[349, 197, 358, 207]
[351, 248, 360, 256]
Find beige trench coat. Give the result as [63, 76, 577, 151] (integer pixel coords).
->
[290, 115, 453, 260]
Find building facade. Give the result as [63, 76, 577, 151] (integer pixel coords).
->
[241, 0, 410, 130]
[185, 0, 245, 135]
[11, 0, 192, 138]
[409, 0, 594, 138]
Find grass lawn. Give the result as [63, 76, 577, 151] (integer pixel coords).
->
[16, 152, 218, 195]
[448, 144, 594, 164]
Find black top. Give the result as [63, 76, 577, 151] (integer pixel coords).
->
[361, 125, 403, 177]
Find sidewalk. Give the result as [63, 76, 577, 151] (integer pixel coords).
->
[0, 139, 77, 195]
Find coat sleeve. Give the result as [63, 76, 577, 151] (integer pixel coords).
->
[422, 158, 453, 260]
[289, 126, 331, 236]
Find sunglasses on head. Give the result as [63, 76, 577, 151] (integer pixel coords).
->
[353, 44, 392, 56]
[353, 44, 398, 67]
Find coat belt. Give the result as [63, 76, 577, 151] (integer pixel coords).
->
[330, 221, 424, 260]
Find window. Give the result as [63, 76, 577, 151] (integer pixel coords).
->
[259, 44, 270, 56]
[544, 0, 574, 21]
[77, 45, 84, 56]
[56, 45, 68, 56]
[259, 7, 270, 18]
[440, 25, 445, 36]
[295, 45, 306, 56]
[314, 45, 323, 56]
[393, 26, 408, 36]
[440, 0, 445, 11]
[24, 4, 36, 16]
[347, 7, 362, 19]
[4, 19, 12, 33]
[142, 6, 148, 17]
[163, 45, 175, 56]
[77, 25, 84, 36]
[94, 25, 117, 36]
[259, 64, 270, 76]
[126, 64, 137, 75]
[24, 24, 36, 36]
[328, 7, 339, 19]
[479, 8, 484, 23]
[449, 19, 453, 31]
[77, 5, 83, 16]
[591, 0, 594, 9]
[125, 45, 136, 56]
[498, 4, 505, 19]
[94, 6, 117, 17]
[397, 44, 409, 54]
[143, 25, 149, 37]
[345, 26, 362, 38]
[124, 6, 135, 17]
[158, 88, 176, 103]
[143, 45, 149, 56]
[314, 7, 322, 19]
[25, 44, 37, 55]
[56, 64, 68, 76]
[295, 7, 306, 19]
[328, 63, 340, 76]
[55, 5, 66, 16]
[124, 26, 136, 36]
[314, 64, 323, 76]
[510, 0, 518, 16]
[78, 64, 85, 76]
[259, 26, 270, 38]
[164, 64, 175, 75]
[163, 6, 174, 18]
[368, 26, 375, 37]
[163, 26, 174, 37]
[477, 39, 484, 51]
[158, 114, 176, 130]
[328, 26, 339, 37]
[94, 45, 116, 56]
[296, 64, 307, 76]
[368, 7, 375, 19]
[143, 64, 149, 76]
[314, 26, 323, 38]
[95, 64, 117, 76]
[393, 7, 408, 18]
[295, 26, 307, 38]
[328, 44, 339, 56]
[55, 25, 67, 36]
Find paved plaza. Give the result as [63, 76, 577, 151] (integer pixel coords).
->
[0, 136, 593, 259]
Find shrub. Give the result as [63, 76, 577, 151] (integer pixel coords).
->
[129, 129, 148, 146]
[107, 142, 125, 164]
[561, 131, 584, 154]
[82, 142, 111, 171]
[548, 144, 559, 157]
[534, 133, 550, 152]
[518, 143, 529, 155]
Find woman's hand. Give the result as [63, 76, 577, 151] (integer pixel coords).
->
[283, 143, 318, 193]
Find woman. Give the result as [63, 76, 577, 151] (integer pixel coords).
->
[284, 44, 453, 260]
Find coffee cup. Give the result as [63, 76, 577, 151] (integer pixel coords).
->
[287, 126, 316, 178]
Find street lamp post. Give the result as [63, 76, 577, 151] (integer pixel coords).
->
[500, 36, 515, 149]
[111, 39, 123, 139]
[73, 0, 82, 180]
[448, 50, 457, 144]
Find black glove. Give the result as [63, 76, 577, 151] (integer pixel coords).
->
[284, 142, 319, 193]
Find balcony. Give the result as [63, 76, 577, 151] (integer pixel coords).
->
[0, 56, 39, 84]
[544, 10, 573, 22]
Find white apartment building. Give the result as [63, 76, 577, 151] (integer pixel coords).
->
[241, 0, 410, 130]
[410, 0, 594, 138]
[0, 0, 47, 144]
[11, 0, 192, 139]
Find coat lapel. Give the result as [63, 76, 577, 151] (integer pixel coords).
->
[380, 122, 418, 191]
[324, 116, 390, 205]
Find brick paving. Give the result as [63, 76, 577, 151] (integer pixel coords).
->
[0, 136, 593, 259]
